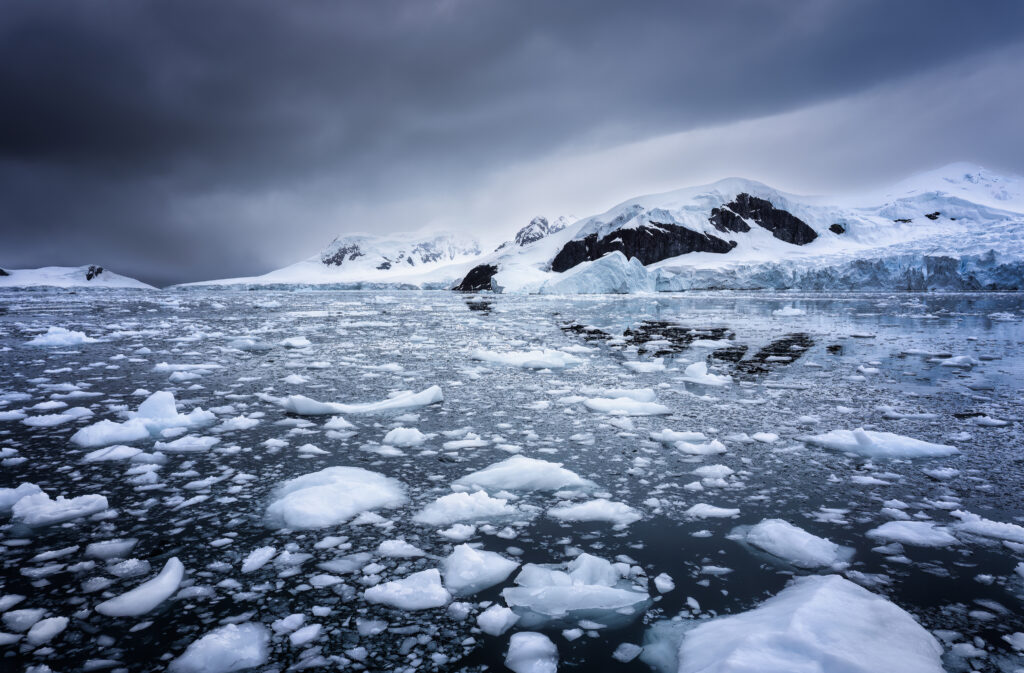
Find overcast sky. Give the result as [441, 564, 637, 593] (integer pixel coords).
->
[3, 0, 1023, 286]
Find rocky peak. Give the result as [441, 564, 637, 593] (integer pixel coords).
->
[514, 216, 570, 247]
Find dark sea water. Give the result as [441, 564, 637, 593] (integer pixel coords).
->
[1, 290, 1022, 672]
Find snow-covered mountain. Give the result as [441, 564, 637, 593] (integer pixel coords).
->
[451, 163, 1024, 294]
[182, 232, 482, 289]
[496, 216, 575, 251]
[178, 162, 1024, 293]
[0, 265, 155, 289]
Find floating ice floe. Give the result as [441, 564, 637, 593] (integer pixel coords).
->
[82, 445, 143, 462]
[441, 544, 520, 596]
[547, 499, 642, 527]
[22, 406, 93, 427]
[265, 466, 407, 529]
[413, 491, 519, 525]
[502, 553, 650, 627]
[652, 575, 943, 673]
[470, 348, 584, 370]
[96, 557, 184, 617]
[651, 429, 726, 455]
[25, 326, 99, 346]
[363, 568, 451, 610]
[505, 631, 559, 673]
[383, 427, 428, 447]
[866, 521, 959, 547]
[951, 510, 1024, 544]
[623, 358, 667, 373]
[477, 604, 520, 636]
[169, 622, 270, 673]
[737, 519, 852, 569]
[680, 361, 731, 387]
[803, 428, 958, 459]
[71, 391, 215, 448]
[0, 483, 43, 513]
[280, 336, 311, 348]
[583, 396, 671, 416]
[241, 546, 277, 573]
[684, 503, 740, 519]
[26, 616, 68, 645]
[70, 419, 150, 448]
[453, 456, 595, 493]
[259, 385, 443, 415]
[11, 490, 108, 526]
[772, 306, 806, 316]
[154, 435, 220, 453]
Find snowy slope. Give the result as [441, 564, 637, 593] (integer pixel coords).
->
[181, 231, 482, 289]
[459, 163, 1024, 294]
[177, 162, 1024, 293]
[0, 265, 155, 289]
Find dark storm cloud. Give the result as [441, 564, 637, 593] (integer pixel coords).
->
[2, 0, 1023, 285]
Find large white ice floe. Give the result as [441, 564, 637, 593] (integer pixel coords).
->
[866, 521, 959, 547]
[265, 466, 407, 529]
[11, 490, 108, 526]
[169, 622, 270, 673]
[440, 544, 520, 596]
[25, 326, 99, 346]
[453, 456, 596, 493]
[502, 553, 650, 627]
[70, 391, 214, 448]
[259, 385, 443, 415]
[95, 557, 184, 617]
[505, 631, 560, 673]
[413, 490, 519, 525]
[547, 498, 642, 527]
[654, 574, 944, 673]
[803, 428, 958, 459]
[736, 519, 852, 569]
[469, 348, 584, 370]
[363, 568, 451, 610]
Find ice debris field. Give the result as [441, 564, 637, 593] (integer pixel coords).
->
[0, 289, 1023, 673]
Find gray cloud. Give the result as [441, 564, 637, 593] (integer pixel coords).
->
[2, 0, 1022, 285]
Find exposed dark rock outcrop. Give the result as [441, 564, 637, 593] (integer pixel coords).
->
[454, 264, 498, 292]
[829, 224, 846, 234]
[925, 211, 941, 220]
[86, 265, 103, 281]
[713, 193, 818, 245]
[893, 218, 912, 223]
[708, 207, 751, 234]
[0, 268, 8, 276]
[322, 244, 365, 266]
[551, 222, 736, 273]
